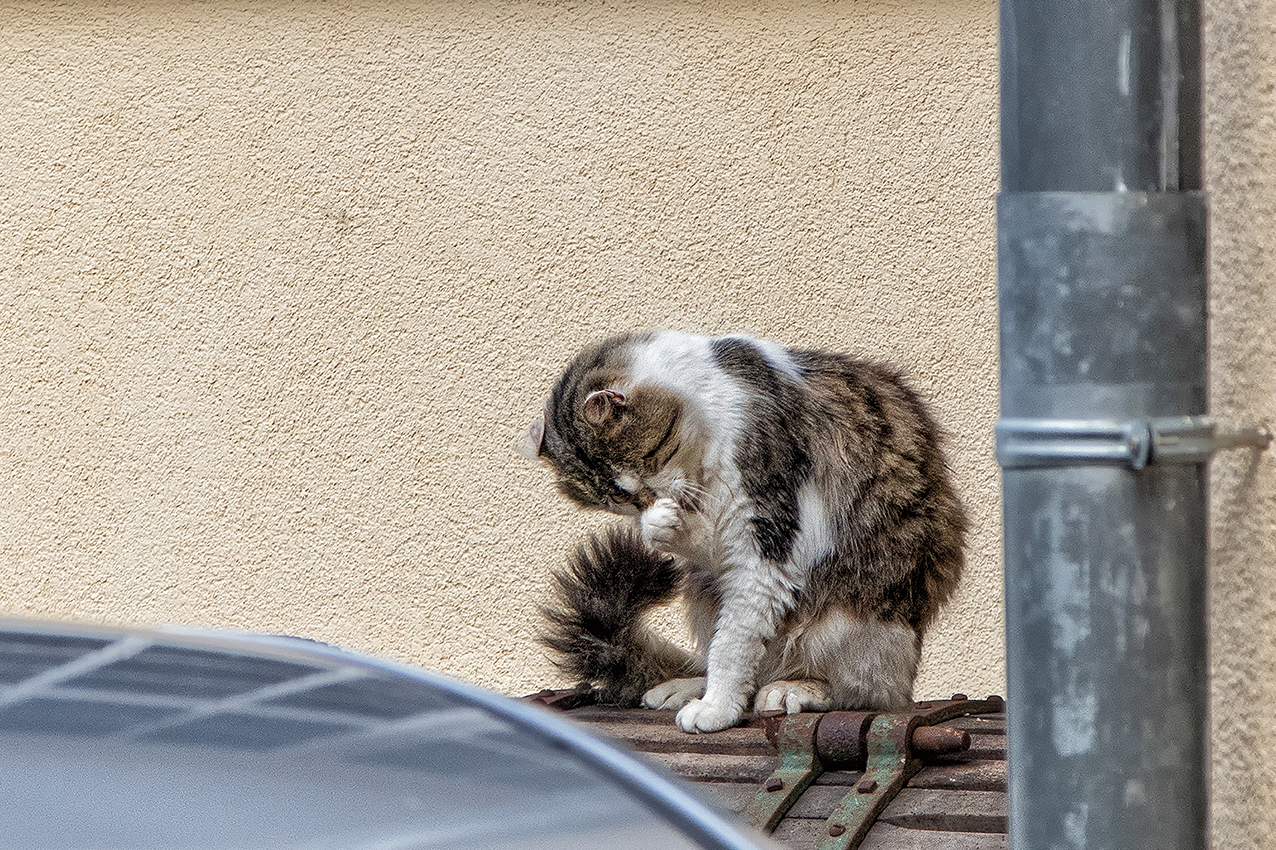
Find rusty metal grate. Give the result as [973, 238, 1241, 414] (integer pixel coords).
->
[528, 691, 1007, 850]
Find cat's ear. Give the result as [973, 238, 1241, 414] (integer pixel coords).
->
[583, 389, 626, 427]
[519, 412, 546, 459]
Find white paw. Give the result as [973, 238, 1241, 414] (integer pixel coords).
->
[676, 696, 744, 734]
[753, 679, 834, 715]
[640, 497, 683, 551]
[642, 677, 706, 710]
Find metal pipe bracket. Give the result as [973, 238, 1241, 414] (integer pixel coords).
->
[996, 416, 1272, 470]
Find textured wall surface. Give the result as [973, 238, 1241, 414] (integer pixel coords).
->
[0, 0, 1003, 699]
[1204, 2, 1276, 847]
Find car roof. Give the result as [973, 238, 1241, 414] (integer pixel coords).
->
[0, 619, 770, 850]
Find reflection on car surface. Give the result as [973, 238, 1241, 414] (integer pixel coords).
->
[0, 620, 771, 850]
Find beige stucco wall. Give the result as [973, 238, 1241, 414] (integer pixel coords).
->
[0, 0, 1002, 693]
[1, 0, 1272, 845]
[1204, 4, 1276, 849]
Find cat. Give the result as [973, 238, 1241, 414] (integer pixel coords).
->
[525, 330, 966, 733]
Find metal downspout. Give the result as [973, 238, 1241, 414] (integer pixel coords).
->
[998, 3, 1209, 850]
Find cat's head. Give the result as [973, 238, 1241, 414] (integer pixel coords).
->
[524, 336, 686, 515]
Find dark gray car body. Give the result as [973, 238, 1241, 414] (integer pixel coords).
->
[0, 620, 770, 850]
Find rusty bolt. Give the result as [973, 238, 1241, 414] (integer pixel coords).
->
[912, 725, 972, 757]
[951, 692, 968, 701]
[988, 694, 1006, 709]
[857, 779, 878, 794]
[765, 777, 785, 792]
[828, 824, 846, 837]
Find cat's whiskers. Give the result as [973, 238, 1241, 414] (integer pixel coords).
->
[665, 478, 723, 516]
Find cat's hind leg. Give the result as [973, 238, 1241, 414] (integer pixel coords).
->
[753, 679, 833, 714]
[643, 677, 707, 710]
[800, 610, 920, 711]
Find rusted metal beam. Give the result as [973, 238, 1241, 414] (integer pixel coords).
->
[817, 713, 918, 850]
[813, 697, 1004, 850]
[744, 713, 825, 833]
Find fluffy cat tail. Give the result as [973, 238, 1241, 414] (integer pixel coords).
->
[540, 524, 699, 706]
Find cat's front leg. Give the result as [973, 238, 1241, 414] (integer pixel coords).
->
[640, 497, 712, 562]
[675, 566, 788, 733]
[639, 497, 683, 551]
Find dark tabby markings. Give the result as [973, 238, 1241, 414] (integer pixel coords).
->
[710, 338, 812, 563]
[787, 349, 966, 632]
[541, 333, 649, 511]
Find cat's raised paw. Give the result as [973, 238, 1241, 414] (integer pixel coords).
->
[676, 696, 743, 734]
[753, 679, 834, 715]
[643, 677, 706, 710]
[640, 497, 683, 551]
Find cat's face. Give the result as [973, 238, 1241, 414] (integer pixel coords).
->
[526, 376, 685, 516]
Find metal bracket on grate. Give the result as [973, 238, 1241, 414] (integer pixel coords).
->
[813, 696, 1004, 850]
[996, 416, 1272, 470]
[745, 696, 1003, 848]
[744, 713, 826, 833]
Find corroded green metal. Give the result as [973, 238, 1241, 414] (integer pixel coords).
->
[743, 713, 824, 833]
[815, 697, 1005, 850]
[815, 713, 917, 850]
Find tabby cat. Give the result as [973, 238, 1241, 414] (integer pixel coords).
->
[525, 331, 965, 733]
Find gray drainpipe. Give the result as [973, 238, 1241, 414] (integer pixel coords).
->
[997, 2, 1212, 850]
